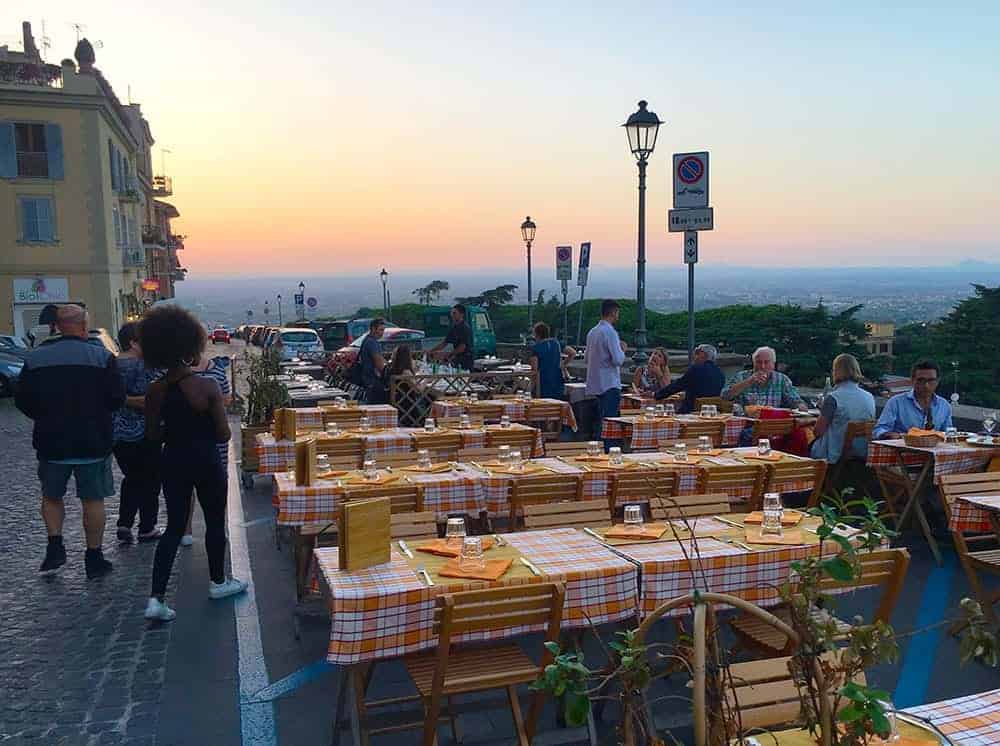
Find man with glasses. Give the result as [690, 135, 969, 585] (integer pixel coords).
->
[873, 359, 953, 439]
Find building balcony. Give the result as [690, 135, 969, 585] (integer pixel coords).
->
[123, 245, 146, 267]
[0, 60, 62, 88]
[152, 175, 172, 197]
[142, 224, 166, 247]
[167, 234, 185, 251]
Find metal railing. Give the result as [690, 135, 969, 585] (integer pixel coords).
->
[152, 175, 172, 196]
[16, 152, 48, 178]
[122, 246, 146, 267]
[142, 225, 165, 246]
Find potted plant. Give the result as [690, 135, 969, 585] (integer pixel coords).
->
[240, 348, 287, 472]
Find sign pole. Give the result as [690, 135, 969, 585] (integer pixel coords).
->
[576, 283, 586, 346]
[672, 152, 711, 363]
[688, 262, 695, 362]
[561, 279, 569, 345]
[575, 242, 591, 346]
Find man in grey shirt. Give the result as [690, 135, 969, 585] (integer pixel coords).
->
[584, 299, 627, 443]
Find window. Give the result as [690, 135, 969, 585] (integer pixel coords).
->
[880, 343, 889, 354]
[472, 312, 492, 331]
[112, 205, 122, 245]
[15, 123, 47, 177]
[19, 196, 56, 242]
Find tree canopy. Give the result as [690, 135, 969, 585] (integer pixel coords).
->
[412, 280, 450, 305]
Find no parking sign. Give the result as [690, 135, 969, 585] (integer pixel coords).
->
[673, 151, 709, 209]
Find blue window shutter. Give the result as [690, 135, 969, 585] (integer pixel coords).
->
[21, 198, 38, 241]
[36, 198, 54, 241]
[0, 122, 15, 178]
[108, 140, 116, 190]
[44, 124, 64, 179]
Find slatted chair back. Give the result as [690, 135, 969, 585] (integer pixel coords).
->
[522, 499, 611, 531]
[649, 493, 731, 521]
[375, 452, 423, 468]
[657, 438, 708, 450]
[467, 403, 505, 422]
[693, 396, 733, 414]
[696, 464, 765, 509]
[939, 473, 1000, 620]
[321, 409, 364, 429]
[818, 547, 910, 623]
[509, 474, 584, 525]
[433, 582, 564, 639]
[763, 459, 828, 511]
[751, 418, 796, 441]
[343, 483, 424, 514]
[411, 431, 462, 458]
[679, 419, 726, 446]
[436, 415, 485, 429]
[390, 511, 439, 541]
[609, 470, 680, 515]
[487, 426, 538, 454]
[544, 441, 590, 457]
[525, 401, 564, 422]
[315, 436, 364, 464]
[320, 455, 365, 470]
[457, 446, 501, 461]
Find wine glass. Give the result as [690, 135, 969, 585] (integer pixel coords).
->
[316, 454, 330, 473]
[698, 436, 711, 453]
[424, 417, 436, 433]
[510, 449, 523, 469]
[500, 415, 511, 428]
[674, 442, 688, 462]
[663, 403, 676, 417]
[498, 445, 511, 464]
[608, 447, 624, 466]
[359, 415, 371, 432]
[326, 422, 340, 437]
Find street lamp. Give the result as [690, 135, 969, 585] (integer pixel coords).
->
[298, 281, 305, 321]
[263, 300, 270, 323]
[623, 100, 663, 358]
[379, 268, 389, 320]
[276, 294, 283, 326]
[520, 216, 536, 329]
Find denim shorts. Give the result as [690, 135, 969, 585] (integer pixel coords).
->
[38, 457, 115, 501]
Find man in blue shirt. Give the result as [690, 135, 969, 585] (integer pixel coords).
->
[584, 300, 627, 442]
[654, 344, 725, 414]
[873, 359, 953, 439]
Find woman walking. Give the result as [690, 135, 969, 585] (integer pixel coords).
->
[141, 307, 246, 621]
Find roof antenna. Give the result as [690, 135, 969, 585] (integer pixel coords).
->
[40, 20, 52, 60]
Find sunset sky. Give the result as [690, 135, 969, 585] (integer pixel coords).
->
[5, 2, 998, 276]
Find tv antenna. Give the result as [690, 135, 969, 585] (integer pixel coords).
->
[40, 20, 52, 59]
[69, 23, 104, 48]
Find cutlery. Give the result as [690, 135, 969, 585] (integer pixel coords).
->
[720, 537, 753, 551]
[519, 557, 542, 576]
[398, 540, 413, 558]
[713, 515, 745, 529]
[582, 527, 609, 544]
[493, 533, 507, 547]
[416, 565, 434, 586]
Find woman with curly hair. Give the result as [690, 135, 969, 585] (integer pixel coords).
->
[140, 306, 246, 621]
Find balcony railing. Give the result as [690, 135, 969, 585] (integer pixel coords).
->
[152, 175, 172, 197]
[0, 61, 62, 88]
[142, 225, 165, 246]
[123, 246, 146, 267]
[16, 152, 48, 178]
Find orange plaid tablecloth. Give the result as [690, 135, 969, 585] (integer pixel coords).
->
[476, 457, 586, 515]
[401, 468, 487, 519]
[431, 398, 577, 431]
[315, 527, 638, 664]
[868, 440, 994, 482]
[360, 428, 422, 456]
[256, 433, 296, 474]
[601, 415, 749, 449]
[273, 472, 348, 525]
[282, 407, 325, 431]
[321, 404, 399, 429]
[904, 687, 1000, 745]
[950, 494, 1000, 534]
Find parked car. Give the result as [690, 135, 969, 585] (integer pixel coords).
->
[87, 328, 120, 355]
[211, 327, 231, 344]
[0, 334, 30, 360]
[250, 326, 269, 346]
[0, 351, 23, 396]
[327, 327, 425, 374]
[267, 327, 325, 361]
[288, 318, 374, 351]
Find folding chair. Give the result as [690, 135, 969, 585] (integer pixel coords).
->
[523, 499, 612, 531]
[544, 441, 590, 458]
[457, 446, 501, 461]
[314, 435, 364, 467]
[391, 511, 439, 541]
[825, 420, 875, 491]
[411, 431, 462, 459]
[679, 419, 726, 447]
[509, 474, 584, 526]
[403, 583, 566, 746]
[940, 472, 1000, 622]
[696, 464, 765, 511]
[322, 409, 364, 430]
[525, 401, 565, 442]
[763, 459, 828, 511]
[648, 493, 731, 521]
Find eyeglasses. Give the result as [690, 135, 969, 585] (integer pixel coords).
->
[914, 377, 938, 385]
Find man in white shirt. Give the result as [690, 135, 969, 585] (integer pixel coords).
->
[584, 299, 627, 443]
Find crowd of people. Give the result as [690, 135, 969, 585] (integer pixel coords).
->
[15, 303, 246, 622]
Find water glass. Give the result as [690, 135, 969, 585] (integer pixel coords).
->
[587, 441, 602, 457]
[623, 504, 644, 531]
[335, 397, 347, 408]
[946, 426, 958, 443]
[663, 403, 676, 417]
[417, 449, 431, 469]
[674, 443, 688, 462]
[984, 411, 998, 436]
[316, 454, 330, 472]
[645, 406, 656, 420]
[445, 517, 467, 547]
[709, 405, 719, 417]
[326, 422, 340, 437]
[286, 466, 296, 482]
[460, 414, 472, 429]
[363, 458, 377, 480]
[498, 445, 511, 464]
[359, 415, 371, 432]
[732, 403, 745, 417]
[510, 449, 523, 469]
[761, 492, 783, 536]
[608, 447, 623, 466]
[459, 536, 485, 570]
[700, 404, 712, 418]
[698, 436, 711, 453]
[424, 417, 436, 433]
[758, 438, 772, 456]
[500, 415, 511, 428]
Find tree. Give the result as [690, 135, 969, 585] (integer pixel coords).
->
[412, 280, 450, 305]
[457, 284, 519, 312]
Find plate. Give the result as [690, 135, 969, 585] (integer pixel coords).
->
[966, 435, 1000, 447]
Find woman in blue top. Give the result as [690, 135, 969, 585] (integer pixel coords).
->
[529, 323, 569, 400]
[810, 353, 876, 464]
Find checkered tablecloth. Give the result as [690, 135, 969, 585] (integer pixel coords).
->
[315, 527, 638, 664]
[256, 433, 297, 474]
[601, 415, 749, 449]
[273, 471, 348, 525]
[476, 457, 587, 515]
[401, 469, 487, 519]
[431, 398, 577, 431]
[949, 494, 1000, 534]
[868, 440, 994, 483]
[322, 404, 399, 429]
[281, 407, 325, 432]
[904, 687, 1000, 745]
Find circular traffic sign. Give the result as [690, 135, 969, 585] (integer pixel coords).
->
[306, 296, 318, 308]
[677, 156, 704, 184]
[557, 247, 571, 262]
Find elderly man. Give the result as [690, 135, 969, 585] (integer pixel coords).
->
[15, 305, 125, 578]
[654, 344, 725, 414]
[722, 346, 805, 409]
[873, 359, 953, 439]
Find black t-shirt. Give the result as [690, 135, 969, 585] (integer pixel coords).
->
[444, 321, 474, 370]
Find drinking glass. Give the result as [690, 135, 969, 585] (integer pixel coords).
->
[459, 536, 485, 570]
[424, 417, 436, 433]
[761, 492, 783, 536]
[700, 404, 712, 418]
[500, 415, 511, 428]
[335, 397, 347, 408]
[286, 466, 296, 482]
[645, 406, 656, 420]
[663, 403, 676, 417]
[587, 441, 602, 457]
[983, 411, 998, 437]
[510, 450, 523, 469]
[316, 454, 330, 473]
[698, 436, 711, 453]
[758, 438, 772, 456]
[498, 445, 511, 464]
[608, 447, 623, 466]
[709, 405, 719, 417]
[363, 458, 377, 480]
[359, 415, 371, 432]
[326, 422, 340, 437]
[445, 517, 467, 547]
[623, 504, 644, 532]
[674, 443, 688, 462]
[946, 426, 958, 443]
[654, 404, 665, 418]
[417, 449, 431, 469]
[460, 414, 472, 429]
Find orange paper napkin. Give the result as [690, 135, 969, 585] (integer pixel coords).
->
[605, 523, 668, 540]
[573, 455, 609, 463]
[436, 558, 512, 581]
[416, 537, 495, 558]
[744, 511, 803, 526]
[400, 464, 454, 474]
[743, 452, 783, 462]
[745, 529, 805, 546]
[317, 470, 351, 479]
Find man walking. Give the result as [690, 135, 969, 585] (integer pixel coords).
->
[15, 305, 125, 578]
[584, 300, 627, 443]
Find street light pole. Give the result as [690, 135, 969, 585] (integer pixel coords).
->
[277, 294, 283, 326]
[521, 217, 536, 331]
[298, 281, 305, 321]
[380, 268, 389, 320]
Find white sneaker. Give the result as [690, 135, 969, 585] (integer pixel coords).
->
[180, 534, 194, 547]
[209, 577, 248, 600]
[144, 597, 176, 622]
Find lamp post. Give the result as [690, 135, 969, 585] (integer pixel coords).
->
[623, 100, 663, 360]
[521, 216, 536, 330]
[263, 300, 270, 323]
[379, 268, 389, 320]
[276, 294, 283, 326]
[298, 281, 305, 321]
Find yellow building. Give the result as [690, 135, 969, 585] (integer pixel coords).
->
[0, 22, 182, 338]
[864, 321, 896, 357]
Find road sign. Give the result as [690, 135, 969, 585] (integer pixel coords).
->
[673, 151, 709, 209]
[683, 231, 698, 264]
[294, 292, 304, 306]
[577, 242, 591, 286]
[556, 245, 572, 281]
[668, 207, 714, 232]
[306, 296, 318, 308]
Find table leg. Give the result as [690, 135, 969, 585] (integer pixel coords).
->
[330, 666, 348, 746]
[895, 458, 942, 565]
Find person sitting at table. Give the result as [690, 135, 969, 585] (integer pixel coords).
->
[529, 322, 565, 399]
[632, 347, 671, 396]
[811, 353, 876, 462]
[653, 344, 725, 414]
[387, 344, 432, 426]
[873, 359, 953, 440]
[722, 346, 806, 410]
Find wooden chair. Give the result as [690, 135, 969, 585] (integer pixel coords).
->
[487, 427, 538, 456]
[436, 415, 485, 429]
[468, 403, 505, 422]
[457, 446, 501, 461]
[525, 401, 565, 442]
[763, 459, 828, 511]
[523, 499, 611, 531]
[649, 493, 731, 521]
[940, 472, 1000, 621]
[314, 435, 364, 466]
[391, 511, 439, 541]
[509, 474, 584, 526]
[730, 548, 910, 657]
[544, 441, 589, 457]
[679, 419, 726, 447]
[345, 483, 425, 514]
[403, 583, 566, 746]
[751, 418, 796, 442]
[657, 438, 707, 450]
[375, 452, 423, 468]
[693, 396, 732, 414]
[319, 455, 366, 470]
[322, 409, 364, 429]
[696, 464, 765, 510]
[608, 469, 680, 516]
[411, 431, 463, 459]
[825, 420, 875, 491]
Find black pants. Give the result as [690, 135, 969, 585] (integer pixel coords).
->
[151, 442, 227, 597]
[113, 440, 161, 533]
